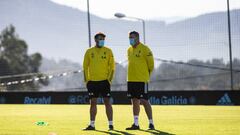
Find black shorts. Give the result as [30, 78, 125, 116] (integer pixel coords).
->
[127, 82, 148, 100]
[87, 80, 111, 99]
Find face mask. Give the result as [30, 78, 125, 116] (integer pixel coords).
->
[129, 38, 135, 46]
[98, 40, 105, 47]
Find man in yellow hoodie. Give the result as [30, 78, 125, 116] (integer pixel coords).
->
[83, 32, 115, 130]
[126, 31, 155, 130]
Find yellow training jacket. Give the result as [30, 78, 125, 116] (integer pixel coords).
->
[83, 46, 115, 83]
[127, 43, 154, 82]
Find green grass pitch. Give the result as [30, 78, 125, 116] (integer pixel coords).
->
[0, 105, 240, 135]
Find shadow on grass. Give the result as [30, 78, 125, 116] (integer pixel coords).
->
[94, 129, 122, 135]
[112, 129, 135, 135]
[84, 129, 135, 135]
[139, 129, 175, 135]
[83, 129, 173, 135]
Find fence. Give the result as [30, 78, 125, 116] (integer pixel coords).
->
[0, 0, 239, 91]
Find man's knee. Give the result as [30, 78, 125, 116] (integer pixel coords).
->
[140, 99, 150, 105]
[103, 98, 112, 106]
[90, 98, 97, 106]
[132, 98, 140, 105]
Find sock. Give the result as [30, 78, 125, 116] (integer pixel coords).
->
[134, 115, 139, 126]
[108, 121, 113, 126]
[90, 121, 95, 127]
[149, 119, 154, 125]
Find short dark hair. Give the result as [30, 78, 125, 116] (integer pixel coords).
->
[94, 32, 106, 39]
[129, 31, 139, 37]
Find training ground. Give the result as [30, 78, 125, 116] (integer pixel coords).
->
[0, 105, 239, 135]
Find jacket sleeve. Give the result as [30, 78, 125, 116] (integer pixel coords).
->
[83, 50, 90, 83]
[108, 50, 115, 83]
[145, 46, 154, 75]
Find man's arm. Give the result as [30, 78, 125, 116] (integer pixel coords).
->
[83, 50, 90, 83]
[108, 50, 115, 83]
[145, 47, 154, 75]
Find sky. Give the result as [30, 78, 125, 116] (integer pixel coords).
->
[51, 0, 240, 20]
[47, 0, 240, 64]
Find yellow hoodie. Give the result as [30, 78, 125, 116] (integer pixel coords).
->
[127, 43, 154, 82]
[83, 46, 115, 83]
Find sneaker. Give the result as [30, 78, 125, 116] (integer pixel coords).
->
[109, 125, 114, 130]
[148, 123, 155, 130]
[83, 125, 95, 130]
[126, 124, 140, 130]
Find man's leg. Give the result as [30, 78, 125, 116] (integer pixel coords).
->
[103, 98, 113, 130]
[84, 80, 98, 130]
[140, 99, 155, 130]
[133, 98, 140, 125]
[140, 99, 152, 120]
[101, 80, 114, 130]
[90, 98, 98, 123]
[126, 98, 140, 130]
[103, 98, 113, 121]
[126, 82, 140, 130]
[84, 98, 97, 130]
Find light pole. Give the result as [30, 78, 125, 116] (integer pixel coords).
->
[87, 0, 92, 48]
[226, 0, 234, 90]
[114, 13, 146, 44]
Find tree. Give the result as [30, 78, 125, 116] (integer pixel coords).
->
[0, 25, 47, 91]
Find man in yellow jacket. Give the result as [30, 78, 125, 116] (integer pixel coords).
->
[126, 31, 155, 130]
[83, 32, 115, 130]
